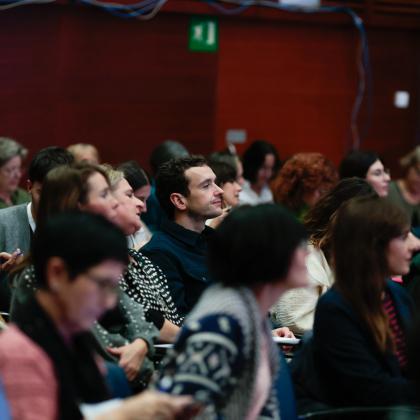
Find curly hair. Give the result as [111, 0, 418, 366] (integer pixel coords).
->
[271, 153, 338, 212]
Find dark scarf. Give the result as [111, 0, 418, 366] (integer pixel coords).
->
[13, 294, 110, 420]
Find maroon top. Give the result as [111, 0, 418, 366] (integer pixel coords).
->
[383, 291, 408, 370]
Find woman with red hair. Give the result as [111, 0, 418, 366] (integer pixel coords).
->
[271, 153, 338, 220]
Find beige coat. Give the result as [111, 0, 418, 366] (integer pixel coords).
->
[270, 244, 334, 335]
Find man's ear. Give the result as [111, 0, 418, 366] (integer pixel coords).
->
[45, 257, 68, 291]
[170, 192, 187, 212]
[26, 180, 32, 194]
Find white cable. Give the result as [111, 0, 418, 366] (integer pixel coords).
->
[134, 0, 166, 20]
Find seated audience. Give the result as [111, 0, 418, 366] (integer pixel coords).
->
[388, 146, 420, 227]
[142, 156, 223, 317]
[118, 160, 152, 249]
[1, 212, 193, 420]
[103, 166, 183, 341]
[11, 163, 158, 386]
[206, 160, 242, 228]
[271, 152, 338, 221]
[0, 146, 74, 255]
[339, 149, 390, 197]
[271, 178, 375, 334]
[0, 146, 74, 311]
[239, 140, 280, 206]
[143, 140, 189, 232]
[157, 204, 308, 419]
[0, 137, 29, 209]
[67, 143, 100, 164]
[304, 197, 417, 407]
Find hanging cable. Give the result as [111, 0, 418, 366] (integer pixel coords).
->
[0, 0, 371, 149]
[203, 0, 371, 150]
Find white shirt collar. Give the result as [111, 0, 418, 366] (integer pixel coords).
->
[27, 202, 36, 232]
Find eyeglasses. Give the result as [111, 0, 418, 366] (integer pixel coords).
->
[85, 272, 120, 296]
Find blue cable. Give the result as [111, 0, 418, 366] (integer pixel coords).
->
[203, 0, 252, 15]
[79, 0, 159, 17]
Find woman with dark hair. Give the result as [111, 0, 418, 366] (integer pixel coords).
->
[118, 161, 151, 209]
[208, 149, 244, 187]
[311, 197, 417, 406]
[35, 163, 119, 231]
[118, 160, 153, 249]
[271, 178, 376, 334]
[271, 153, 338, 221]
[239, 140, 280, 205]
[1, 212, 194, 419]
[206, 161, 242, 228]
[158, 204, 308, 418]
[11, 163, 159, 387]
[339, 150, 390, 197]
[208, 161, 242, 209]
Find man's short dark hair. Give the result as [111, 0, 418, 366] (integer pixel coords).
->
[32, 212, 128, 289]
[208, 204, 307, 287]
[155, 155, 207, 220]
[28, 146, 74, 184]
[149, 140, 189, 176]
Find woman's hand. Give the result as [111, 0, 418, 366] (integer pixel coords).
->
[272, 326, 295, 338]
[207, 207, 231, 229]
[272, 326, 295, 353]
[159, 319, 180, 343]
[107, 338, 148, 381]
[0, 249, 23, 271]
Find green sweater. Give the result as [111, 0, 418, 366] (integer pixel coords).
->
[0, 188, 30, 209]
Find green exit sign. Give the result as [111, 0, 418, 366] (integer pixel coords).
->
[189, 17, 218, 53]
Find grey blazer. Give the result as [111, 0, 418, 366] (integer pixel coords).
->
[0, 203, 31, 255]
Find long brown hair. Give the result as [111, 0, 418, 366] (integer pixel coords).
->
[36, 162, 109, 230]
[332, 196, 409, 352]
[12, 162, 110, 275]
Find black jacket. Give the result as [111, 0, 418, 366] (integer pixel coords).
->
[312, 280, 416, 407]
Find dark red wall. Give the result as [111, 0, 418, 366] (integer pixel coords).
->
[1, 5, 218, 171]
[1, 2, 419, 175]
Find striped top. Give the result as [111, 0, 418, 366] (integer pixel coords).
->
[383, 291, 408, 370]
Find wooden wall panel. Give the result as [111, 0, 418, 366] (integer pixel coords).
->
[361, 29, 420, 176]
[214, 18, 420, 174]
[0, 5, 218, 171]
[1, 3, 419, 176]
[214, 18, 359, 164]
